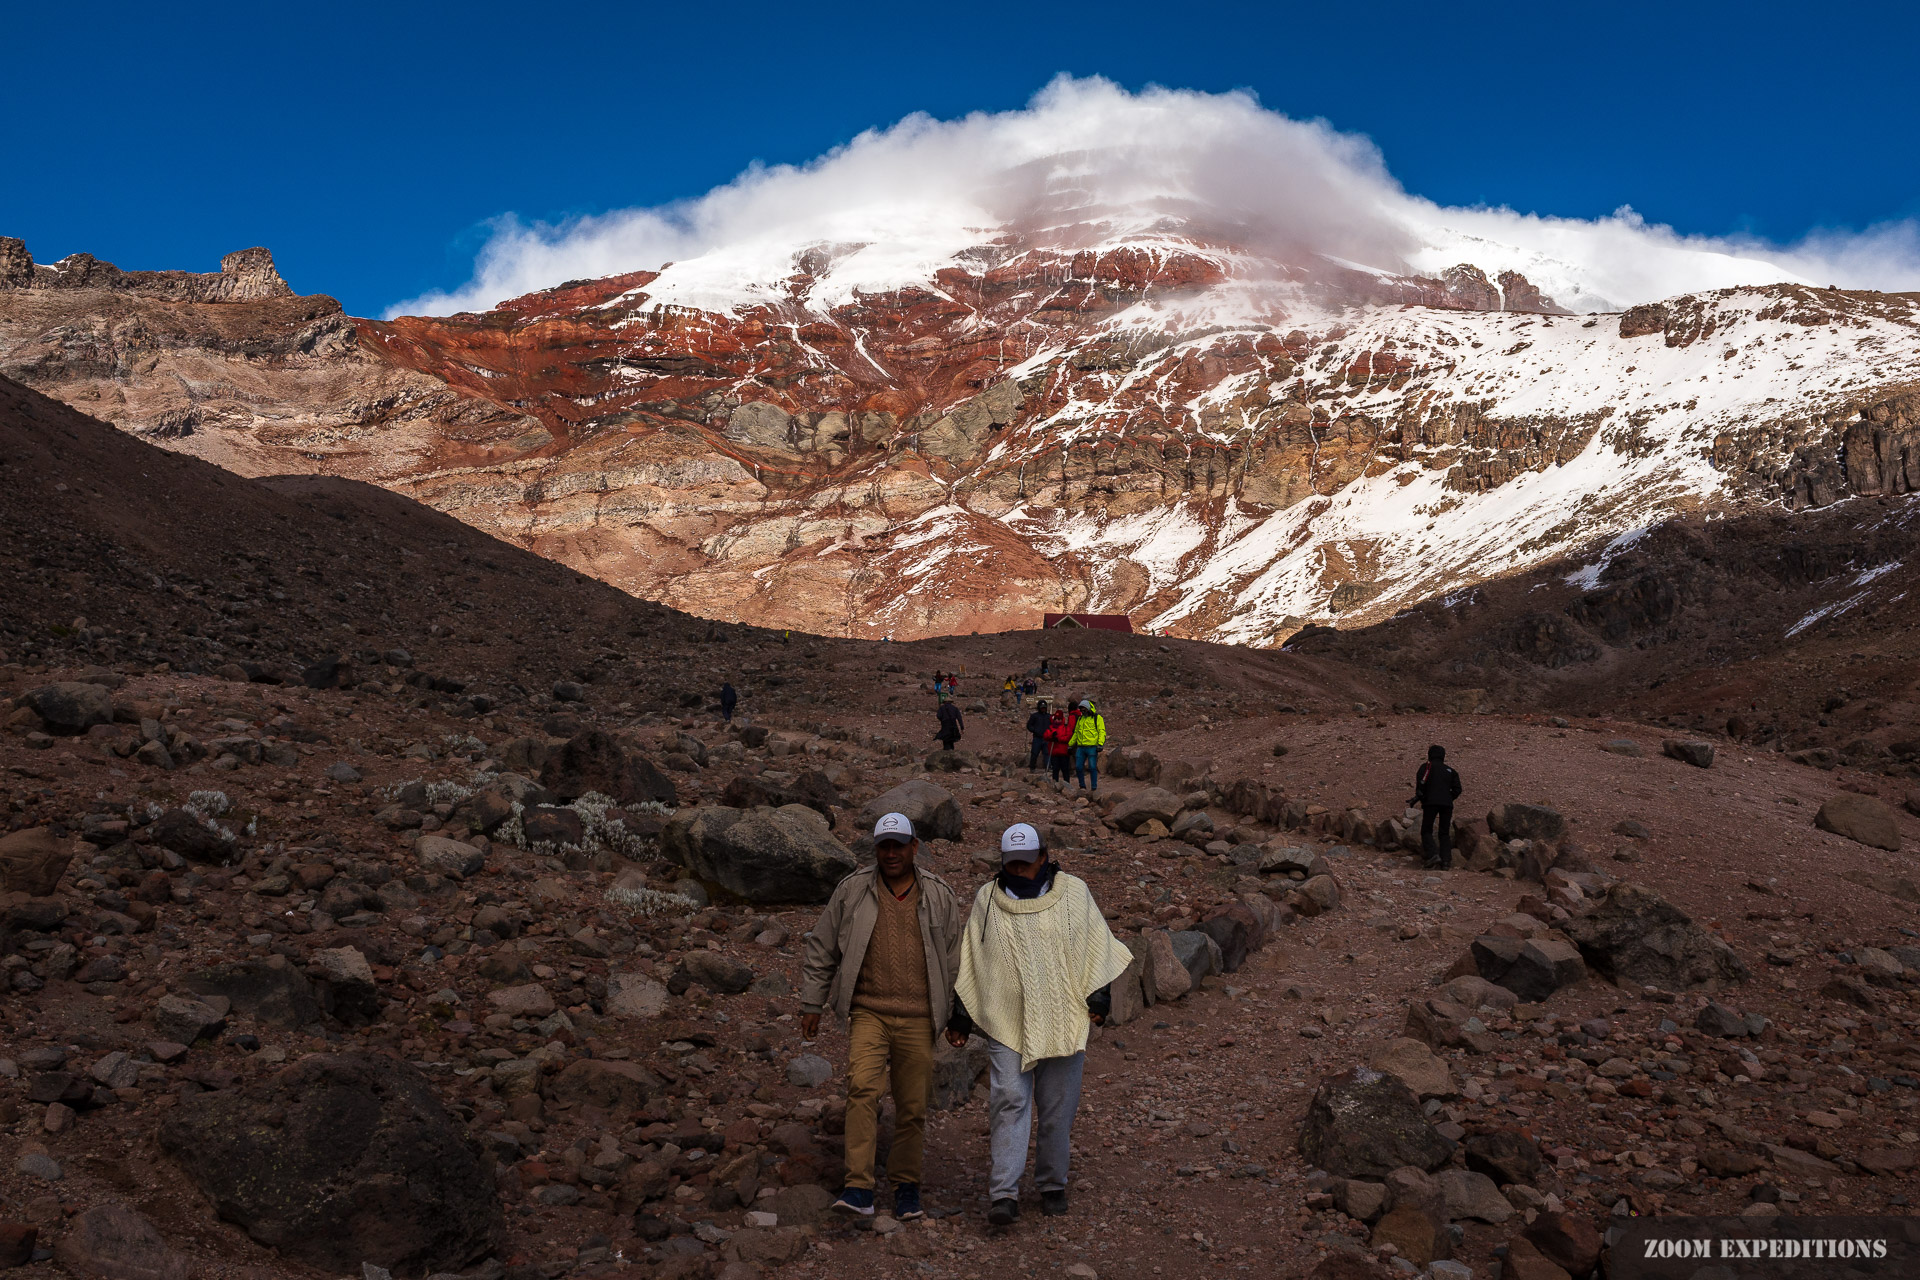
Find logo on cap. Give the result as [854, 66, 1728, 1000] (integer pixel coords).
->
[1000, 822, 1042, 858]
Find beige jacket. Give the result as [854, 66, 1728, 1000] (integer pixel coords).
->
[799, 865, 963, 1029]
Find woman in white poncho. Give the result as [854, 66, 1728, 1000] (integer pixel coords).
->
[948, 822, 1132, 1226]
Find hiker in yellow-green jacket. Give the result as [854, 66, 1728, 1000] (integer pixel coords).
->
[1066, 699, 1106, 791]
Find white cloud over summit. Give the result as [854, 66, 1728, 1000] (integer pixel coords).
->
[389, 76, 1920, 318]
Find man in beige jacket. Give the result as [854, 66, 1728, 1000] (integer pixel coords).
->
[800, 812, 964, 1220]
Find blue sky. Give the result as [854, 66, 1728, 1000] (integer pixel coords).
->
[5, 0, 1917, 317]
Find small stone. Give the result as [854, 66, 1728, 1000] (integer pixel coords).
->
[328, 762, 363, 783]
[787, 1054, 833, 1089]
[486, 984, 555, 1018]
[1695, 1001, 1751, 1037]
[1662, 739, 1715, 768]
[413, 835, 486, 880]
[89, 1051, 139, 1090]
[15, 1153, 61, 1181]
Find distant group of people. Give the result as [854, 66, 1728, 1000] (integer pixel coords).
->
[1001, 675, 1039, 706]
[802, 812, 1130, 1226]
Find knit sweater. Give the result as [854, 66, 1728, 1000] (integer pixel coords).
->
[954, 871, 1133, 1072]
[851, 877, 931, 1019]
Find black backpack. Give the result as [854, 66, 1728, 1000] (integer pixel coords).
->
[1418, 762, 1459, 806]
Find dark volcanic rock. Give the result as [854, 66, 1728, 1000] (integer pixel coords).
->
[157, 1052, 503, 1273]
[181, 954, 321, 1028]
[1297, 1065, 1457, 1178]
[147, 809, 236, 865]
[1563, 881, 1750, 991]
[1486, 803, 1566, 845]
[722, 769, 844, 819]
[661, 805, 857, 904]
[540, 730, 676, 806]
[1464, 1130, 1542, 1187]
[20, 682, 112, 733]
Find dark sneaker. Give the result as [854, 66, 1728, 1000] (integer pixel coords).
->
[832, 1186, 875, 1217]
[987, 1197, 1020, 1226]
[1040, 1189, 1069, 1216]
[893, 1183, 924, 1220]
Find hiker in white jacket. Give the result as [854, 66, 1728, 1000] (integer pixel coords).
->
[949, 822, 1132, 1226]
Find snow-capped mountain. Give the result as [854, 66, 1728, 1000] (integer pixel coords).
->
[4, 219, 1919, 644]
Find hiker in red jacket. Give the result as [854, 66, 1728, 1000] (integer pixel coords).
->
[1045, 710, 1073, 784]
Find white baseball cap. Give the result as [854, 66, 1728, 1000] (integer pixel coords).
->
[872, 812, 916, 844]
[1000, 822, 1044, 861]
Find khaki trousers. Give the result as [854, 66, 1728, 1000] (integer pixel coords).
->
[842, 1009, 933, 1189]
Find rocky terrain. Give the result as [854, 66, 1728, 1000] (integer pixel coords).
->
[5, 375, 1920, 1280]
[6, 235, 1919, 647]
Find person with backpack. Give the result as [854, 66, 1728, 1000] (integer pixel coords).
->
[1066, 700, 1106, 791]
[1411, 744, 1463, 870]
[719, 681, 738, 723]
[936, 699, 965, 751]
[1025, 701, 1051, 771]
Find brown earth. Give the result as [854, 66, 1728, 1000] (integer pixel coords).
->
[3, 376, 1920, 1280]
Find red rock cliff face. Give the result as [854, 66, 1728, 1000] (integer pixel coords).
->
[5, 234, 1919, 644]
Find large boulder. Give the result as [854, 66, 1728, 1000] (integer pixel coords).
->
[1487, 804, 1567, 846]
[0, 828, 73, 895]
[661, 805, 857, 904]
[859, 779, 962, 843]
[539, 730, 676, 806]
[1468, 936, 1586, 1002]
[1198, 903, 1260, 973]
[1297, 1066, 1457, 1178]
[1562, 882, 1750, 991]
[180, 955, 321, 1028]
[20, 682, 112, 733]
[1169, 930, 1219, 986]
[723, 770, 843, 819]
[1134, 931, 1191, 1004]
[1109, 787, 1183, 834]
[1815, 794, 1901, 851]
[156, 1053, 503, 1273]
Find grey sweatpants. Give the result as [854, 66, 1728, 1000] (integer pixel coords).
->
[983, 1036, 1086, 1200]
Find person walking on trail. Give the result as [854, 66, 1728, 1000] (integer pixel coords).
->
[719, 681, 738, 723]
[947, 823, 1132, 1226]
[1066, 699, 1106, 791]
[1045, 709, 1072, 783]
[800, 813, 965, 1221]
[1412, 744, 1463, 870]
[1003, 675, 1016, 707]
[1025, 701, 1051, 772]
[936, 699, 965, 751]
